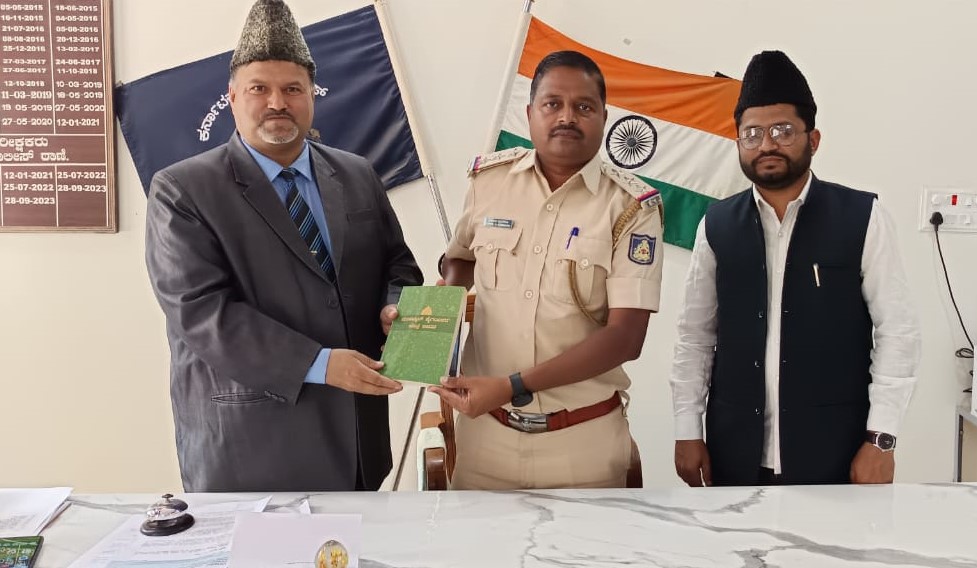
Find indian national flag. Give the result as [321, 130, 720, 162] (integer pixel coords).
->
[494, 17, 748, 249]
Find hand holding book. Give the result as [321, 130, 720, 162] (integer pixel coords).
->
[429, 375, 513, 418]
[380, 286, 467, 386]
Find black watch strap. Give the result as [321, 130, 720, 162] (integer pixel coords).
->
[866, 430, 897, 452]
[509, 372, 528, 395]
[509, 372, 533, 407]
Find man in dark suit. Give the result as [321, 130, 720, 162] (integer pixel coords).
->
[145, 0, 422, 492]
[669, 51, 920, 486]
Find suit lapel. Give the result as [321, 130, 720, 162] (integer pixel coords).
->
[229, 135, 327, 280]
[310, 145, 347, 278]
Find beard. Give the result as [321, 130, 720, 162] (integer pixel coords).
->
[257, 114, 300, 145]
[257, 123, 300, 145]
[739, 141, 813, 190]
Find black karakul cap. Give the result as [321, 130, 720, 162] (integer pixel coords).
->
[734, 50, 816, 119]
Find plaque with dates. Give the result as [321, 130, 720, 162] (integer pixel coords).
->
[0, 0, 115, 232]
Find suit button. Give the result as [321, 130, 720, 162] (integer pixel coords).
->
[754, 360, 761, 368]
[758, 311, 764, 319]
[524, 290, 534, 299]
[755, 408, 761, 415]
[328, 299, 338, 308]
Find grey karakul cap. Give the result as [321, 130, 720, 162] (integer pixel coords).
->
[229, 0, 315, 80]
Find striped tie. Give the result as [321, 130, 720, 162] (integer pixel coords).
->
[281, 168, 336, 281]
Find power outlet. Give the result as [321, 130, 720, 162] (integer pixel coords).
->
[919, 189, 977, 232]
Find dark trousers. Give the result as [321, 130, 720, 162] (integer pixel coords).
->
[757, 467, 784, 486]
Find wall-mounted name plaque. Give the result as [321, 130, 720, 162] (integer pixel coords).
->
[0, 0, 115, 232]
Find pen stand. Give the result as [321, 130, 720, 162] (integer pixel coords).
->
[140, 493, 195, 536]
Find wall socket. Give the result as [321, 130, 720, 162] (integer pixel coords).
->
[919, 189, 977, 232]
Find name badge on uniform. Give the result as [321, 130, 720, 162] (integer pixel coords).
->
[483, 216, 514, 229]
[628, 234, 656, 265]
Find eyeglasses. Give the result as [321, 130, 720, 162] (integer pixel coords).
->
[737, 123, 804, 150]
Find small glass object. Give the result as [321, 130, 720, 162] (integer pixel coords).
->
[315, 539, 349, 568]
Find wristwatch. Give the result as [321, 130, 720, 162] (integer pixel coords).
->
[508, 372, 533, 408]
[866, 430, 897, 452]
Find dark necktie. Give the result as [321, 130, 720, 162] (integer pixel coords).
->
[280, 168, 336, 281]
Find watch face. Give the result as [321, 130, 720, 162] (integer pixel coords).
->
[877, 433, 896, 450]
[511, 392, 533, 408]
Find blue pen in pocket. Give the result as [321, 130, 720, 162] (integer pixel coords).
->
[565, 227, 579, 249]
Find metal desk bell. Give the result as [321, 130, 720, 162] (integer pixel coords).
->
[140, 493, 195, 536]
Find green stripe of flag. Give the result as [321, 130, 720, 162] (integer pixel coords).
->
[495, 131, 719, 249]
[495, 130, 531, 151]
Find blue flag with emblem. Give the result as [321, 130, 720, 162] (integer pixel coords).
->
[115, 6, 423, 194]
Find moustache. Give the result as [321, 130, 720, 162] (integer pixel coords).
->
[550, 125, 583, 138]
[261, 111, 295, 123]
[752, 151, 789, 166]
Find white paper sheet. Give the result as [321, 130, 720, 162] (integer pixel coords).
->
[270, 498, 312, 515]
[227, 513, 361, 568]
[0, 487, 72, 537]
[67, 496, 272, 568]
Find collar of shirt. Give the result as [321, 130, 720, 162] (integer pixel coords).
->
[751, 170, 814, 214]
[238, 136, 332, 253]
[239, 136, 314, 184]
[511, 148, 602, 195]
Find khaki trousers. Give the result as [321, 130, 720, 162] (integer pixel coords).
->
[450, 406, 632, 490]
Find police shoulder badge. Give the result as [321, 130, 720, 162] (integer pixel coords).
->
[467, 147, 531, 177]
[628, 233, 656, 265]
[601, 162, 664, 213]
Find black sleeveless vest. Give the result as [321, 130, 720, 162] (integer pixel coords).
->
[704, 177, 876, 485]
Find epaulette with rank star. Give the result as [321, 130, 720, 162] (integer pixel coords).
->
[467, 147, 531, 177]
[601, 162, 664, 211]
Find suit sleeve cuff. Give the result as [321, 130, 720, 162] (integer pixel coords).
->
[303, 348, 331, 385]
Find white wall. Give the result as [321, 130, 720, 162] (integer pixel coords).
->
[1, 0, 974, 492]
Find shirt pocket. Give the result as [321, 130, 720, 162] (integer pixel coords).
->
[812, 259, 861, 290]
[471, 226, 523, 291]
[550, 235, 612, 306]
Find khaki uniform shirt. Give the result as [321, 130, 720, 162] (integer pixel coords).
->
[445, 148, 664, 413]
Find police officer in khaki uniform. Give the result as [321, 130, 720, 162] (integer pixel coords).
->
[430, 51, 664, 489]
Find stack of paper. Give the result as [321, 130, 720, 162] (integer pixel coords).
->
[68, 496, 272, 568]
[0, 487, 72, 537]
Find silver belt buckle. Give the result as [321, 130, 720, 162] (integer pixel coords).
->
[506, 409, 549, 433]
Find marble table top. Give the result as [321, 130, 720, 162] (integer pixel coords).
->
[39, 483, 977, 567]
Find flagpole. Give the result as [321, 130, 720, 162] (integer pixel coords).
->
[481, 0, 535, 153]
[374, 0, 451, 244]
[374, 0, 452, 491]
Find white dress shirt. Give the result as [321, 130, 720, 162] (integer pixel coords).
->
[670, 172, 921, 473]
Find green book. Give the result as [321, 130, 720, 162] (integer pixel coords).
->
[381, 285, 467, 386]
